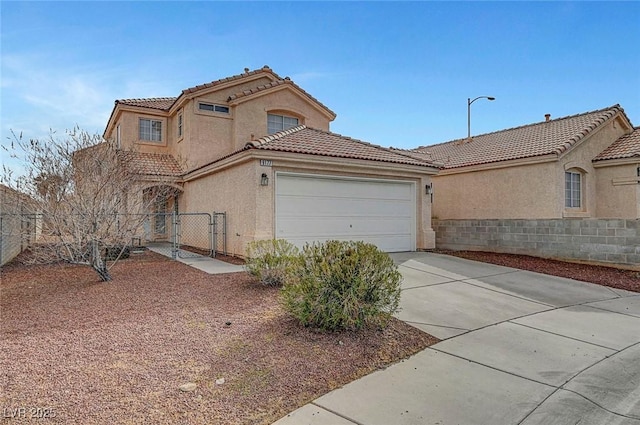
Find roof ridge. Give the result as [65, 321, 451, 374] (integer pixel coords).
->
[226, 78, 335, 118]
[182, 65, 281, 95]
[417, 104, 623, 150]
[247, 125, 307, 148]
[116, 96, 177, 103]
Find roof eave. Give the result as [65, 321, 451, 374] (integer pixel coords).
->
[436, 153, 558, 175]
[592, 156, 640, 168]
[228, 83, 336, 121]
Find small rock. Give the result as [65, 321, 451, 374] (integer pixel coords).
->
[179, 382, 197, 392]
[338, 340, 344, 346]
[215, 378, 225, 385]
[225, 321, 232, 327]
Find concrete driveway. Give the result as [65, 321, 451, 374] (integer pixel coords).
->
[273, 252, 640, 425]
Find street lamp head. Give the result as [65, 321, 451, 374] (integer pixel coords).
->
[467, 95, 496, 140]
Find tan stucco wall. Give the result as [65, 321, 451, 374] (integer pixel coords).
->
[432, 161, 560, 219]
[231, 89, 332, 152]
[182, 155, 437, 256]
[558, 117, 629, 218]
[432, 117, 632, 220]
[108, 110, 170, 154]
[106, 82, 333, 172]
[180, 160, 260, 256]
[595, 162, 640, 219]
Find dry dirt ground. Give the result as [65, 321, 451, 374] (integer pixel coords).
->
[435, 250, 640, 293]
[0, 251, 436, 425]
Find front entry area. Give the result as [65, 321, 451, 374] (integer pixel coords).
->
[275, 173, 416, 252]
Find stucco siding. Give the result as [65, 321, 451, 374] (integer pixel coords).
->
[232, 90, 332, 152]
[595, 163, 640, 219]
[557, 118, 630, 218]
[432, 161, 560, 220]
[181, 161, 260, 256]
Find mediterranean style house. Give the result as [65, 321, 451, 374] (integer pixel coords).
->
[101, 65, 638, 266]
[403, 105, 639, 266]
[103, 66, 440, 256]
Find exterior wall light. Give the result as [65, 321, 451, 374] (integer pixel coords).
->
[425, 183, 433, 195]
[260, 173, 269, 186]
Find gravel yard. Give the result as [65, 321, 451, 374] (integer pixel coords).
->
[435, 250, 640, 293]
[0, 251, 436, 425]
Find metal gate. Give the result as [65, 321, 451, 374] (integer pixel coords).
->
[142, 212, 226, 260]
[175, 212, 213, 259]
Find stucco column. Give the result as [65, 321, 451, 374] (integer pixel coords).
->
[418, 176, 436, 250]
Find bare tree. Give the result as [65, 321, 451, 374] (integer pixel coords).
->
[2, 128, 177, 281]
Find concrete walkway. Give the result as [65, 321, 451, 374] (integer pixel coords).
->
[146, 242, 244, 274]
[274, 252, 640, 425]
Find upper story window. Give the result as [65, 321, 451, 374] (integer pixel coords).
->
[139, 118, 162, 142]
[268, 113, 298, 134]
[116, 124, 121, 148]
[565, 170, 582, 208]
[199, 102, 229, 114]
[177, 113, 183, 138]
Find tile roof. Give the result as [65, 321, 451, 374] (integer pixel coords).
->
[413, 105, 629, 169]
[116, 97, 177, 111]
[227, 78, 336, 118]
[181, 65, 282, 94]
[593, 127, 640, 161]
[113, 66, 335, 117]
[119, 151, 183, 177]
[247, 126, 436, 167]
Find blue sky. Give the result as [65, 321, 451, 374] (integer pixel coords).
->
[2, 1, 639, 164]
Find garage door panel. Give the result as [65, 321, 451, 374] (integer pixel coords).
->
[277, 197, 413, 217]
[278, 217, 413, 237]
[276, 174, 416, 253]
[283, 235, 412, 252]
[278, 177, 413, 201]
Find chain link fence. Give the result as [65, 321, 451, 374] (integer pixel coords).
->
[0, 211, 227, 266]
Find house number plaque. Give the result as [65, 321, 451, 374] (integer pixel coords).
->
[260, 160, 273, 167]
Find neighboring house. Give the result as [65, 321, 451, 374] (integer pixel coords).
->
[103, 66, 439, 256]
[405, 105, 639, 266]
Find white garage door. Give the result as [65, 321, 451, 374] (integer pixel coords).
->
[275, 173, 415, 252]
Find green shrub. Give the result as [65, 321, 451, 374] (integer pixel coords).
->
[281, 240, 402, 331]
[244, 239, 300, 287]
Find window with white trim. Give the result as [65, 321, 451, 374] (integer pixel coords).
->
[139, 118, 162, 142]
[177, 113, 183, 138]
[565, 170, 582, 208]
[268, 113, 299, 134]
[198, 102, 229, 114]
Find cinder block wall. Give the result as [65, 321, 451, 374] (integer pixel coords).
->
[0, 215, 23, 266]
[432, 219, 640, 267]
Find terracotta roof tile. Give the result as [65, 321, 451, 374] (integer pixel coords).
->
[247, 126, 436, 167]
[119, 151, 183, 177]
[116, 97, 177, 111]
[228, 78, 336, 118]
[111, 66, 335, 118]
[593, 127, 640, 161]
[182, 65, 281, 95]
[414, 105, 629, 169]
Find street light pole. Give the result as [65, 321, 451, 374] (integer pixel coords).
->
[467, 96, 495, 140]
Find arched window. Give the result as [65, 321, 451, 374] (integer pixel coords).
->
[564, 169, 583, 208]
[267, 113, 299, 134]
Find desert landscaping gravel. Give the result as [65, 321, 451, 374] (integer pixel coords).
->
[436, 250, 639, 293]
[0, 251, 436, 424]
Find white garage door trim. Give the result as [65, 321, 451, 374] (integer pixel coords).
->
[275, 172, 416, 252]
